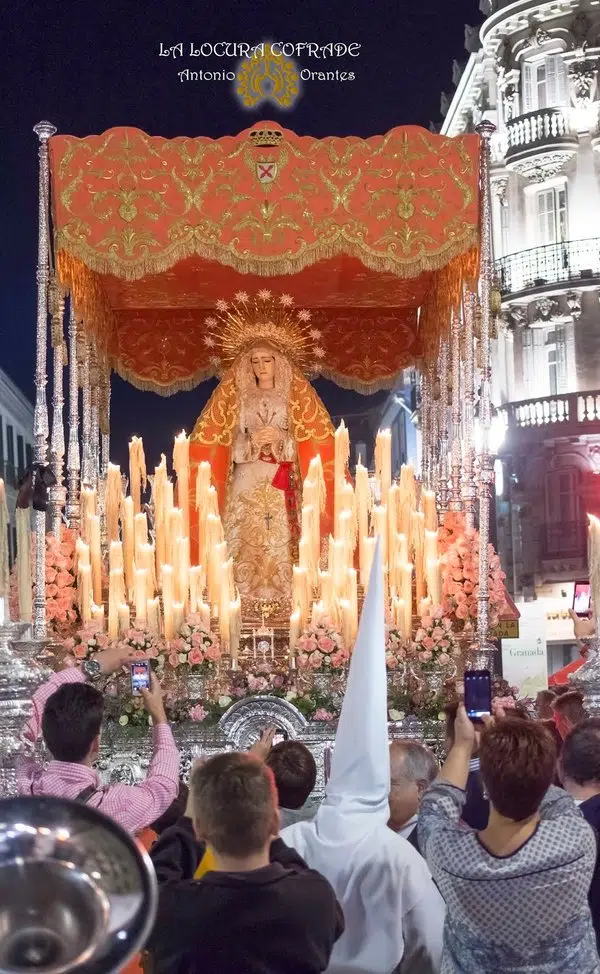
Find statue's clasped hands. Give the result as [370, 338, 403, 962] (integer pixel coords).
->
[252, 426, 280, 450]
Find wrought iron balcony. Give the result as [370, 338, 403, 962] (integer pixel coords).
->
[496, 238, 600, 298]
[498, 390, 600, 438]
[505, 107, 578, 166]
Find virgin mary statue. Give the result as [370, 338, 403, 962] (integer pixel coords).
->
[189, 291, 335, 615]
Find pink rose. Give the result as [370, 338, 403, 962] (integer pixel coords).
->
[191, 632, 204, 648]
[463, 581, 474, 594]
[272, 675, 284, 688]
[189, 704, 207, 722]
[56, 571, 73, 589]
[415, 628, 426, 642]
[205, 644, 221, 662]
[318, 636, 334, 652]
[456, 603, 469, 620]
[305, 636, 318, 651]
[422, 636, 435, 651]
[63, 637, 75, 651]
[432, 627, 444, 640]
[45, 567, 57, 584]
[168, 653, 180, 668]
[189, 648, 204, 666]
[437, 652, 450, 666]
[419, 649, 433, 663]
[308, 651, 323, 669]
[331, 650, 348, 668]
[313, 708, 334, 722]
[46, 584, 58, 598]
[73, 644, 88, 659]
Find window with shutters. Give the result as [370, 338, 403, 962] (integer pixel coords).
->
[544, 468, 582, 556]
[500, 202, 510, 255]
[17, 435, 24, 479]
[536, 186, 568, 245]
[521, 55, 569, 113]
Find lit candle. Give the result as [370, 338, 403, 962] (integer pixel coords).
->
[198, 600, 211, 631]
[137, 543, 156, 597]
[412, 510, 425, 603]
[347, 567, 358, 643]
[375, 429, 392, 507]
[122, 496, 135, 600]
[91, 603, 105, 628]
[153, 455, 168, 578]
[398, 463, 417, 541]
[340, 598, 352, 651]
[129, 436, 147, 515]
[311, 600, 325, 627]
[189, 565, 203, 613]
[361, 536, 376, 591]
[426, 558, 442, 607]
[229, 595, 242, 660]
[135, 568, 148, 625]
[80, 487, 97, 543]
[401, 562, 413, 638]
[334, 421, 350, 530]
[134, 512, 148, 560]
[89, 515, 102, 605]
[168, 508, 183, 568]
[118, 602, 130, 635]
[108, 569, 123, 639]
[330, 539, 347, 598]
[75, 538, 90, 575]
[173, 431, 190, 539]
[219, 557, 233, 644]
[78, 563, 92, 623]
[147, 596, 161, 633]
[292, 566, 309, 628]
[177, 536, 190, 607]
[289, 609, 301, 653]
[105, 463, 122, 544]
[419, 596, 432, 618]
[319, 569, 333, 617]
[173, 601, 185, 635]
[424, 529, 439, 566]
[196, 460, 212, 567]
[372, 504, 388, 568]
[388, 483, 400, 579]
[162, 565, 175, 641]
[355, 457, 371, 548]
[422, 489, 438, 532]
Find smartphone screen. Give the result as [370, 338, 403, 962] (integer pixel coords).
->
[464, 669, 492, 720]
[271, 729, 288, 746]
[130, 661, 151, 696]
[573, 580, 592, 618]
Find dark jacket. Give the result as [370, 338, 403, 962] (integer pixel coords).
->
[146, 817, 344, 974]
[579, 793, 600, 951]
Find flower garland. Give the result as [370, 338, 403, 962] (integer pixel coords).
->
[64, 622, 111, 660]
[296, 620, 349, 673]
[413, 607, 461, 667]
[442, 528, 507, 630]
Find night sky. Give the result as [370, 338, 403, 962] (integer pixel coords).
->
[1, 0, 478, 470]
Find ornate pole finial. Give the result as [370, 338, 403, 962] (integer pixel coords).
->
[33, 121, 57, 142]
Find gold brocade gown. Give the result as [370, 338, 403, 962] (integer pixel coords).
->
[223, 387, 298, 610]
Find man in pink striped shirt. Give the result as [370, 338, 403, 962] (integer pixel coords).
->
[17, 646, 180, 834]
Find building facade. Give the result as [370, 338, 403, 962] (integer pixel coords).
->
[442, 0, 600, 674]
[0, 369, 34, 566]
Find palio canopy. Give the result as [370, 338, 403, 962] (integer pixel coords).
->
[49, 123, 480, 397]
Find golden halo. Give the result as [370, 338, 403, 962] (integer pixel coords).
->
[203, 290, 324, 375]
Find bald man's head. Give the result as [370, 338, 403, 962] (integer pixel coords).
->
[388, 740, 438, 834]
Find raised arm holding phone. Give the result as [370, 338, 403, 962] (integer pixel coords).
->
[17, 648, 180, 834]
[417, 701, 599, 973]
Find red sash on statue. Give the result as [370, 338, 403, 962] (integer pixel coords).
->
[260, 452, 300, 543]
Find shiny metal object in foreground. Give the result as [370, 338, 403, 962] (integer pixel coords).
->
[0, 795, 157, 974]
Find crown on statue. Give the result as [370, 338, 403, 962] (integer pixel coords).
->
[249, 128, 283, 147]
[203, 291, 325, 375]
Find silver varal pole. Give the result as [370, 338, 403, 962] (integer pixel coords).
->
[471, 120, 496, 672]
[65, 300, 81, 528]
[32, 121, 56, 638]
[462, 291, 477, 530]
[49, 283, 67, 538]
[437, 340, 449, 515]
[449, 310, 463, 511]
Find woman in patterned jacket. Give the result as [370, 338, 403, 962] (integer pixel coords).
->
[418, 704, 599, 974]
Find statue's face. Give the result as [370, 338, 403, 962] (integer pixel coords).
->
[250, 347, 276, 386]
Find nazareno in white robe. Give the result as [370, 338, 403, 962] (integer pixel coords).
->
[282, 540, 445, 974]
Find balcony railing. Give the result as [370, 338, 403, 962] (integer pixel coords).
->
[496, 238, 600, 297]
[499, 390, 600, 432]
[505, 107, 577, 161]
[542, 521, 587, 560]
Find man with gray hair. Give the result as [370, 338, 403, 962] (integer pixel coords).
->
[388, 740, 438, 847]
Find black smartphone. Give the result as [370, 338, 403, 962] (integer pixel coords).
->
[271, 728, 288, 746]
[130, 660, 151, 696]
[464, 669, 492, 721]
[573, 580, 592, 618]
